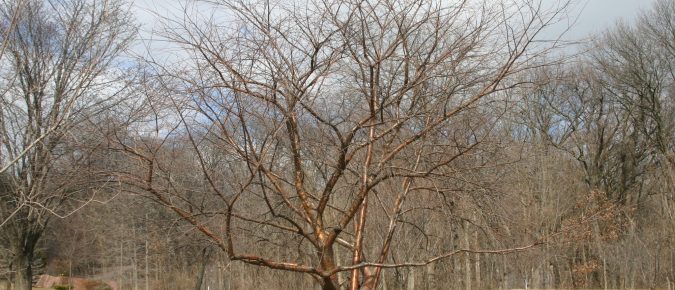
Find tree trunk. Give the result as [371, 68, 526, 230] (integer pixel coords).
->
[381, 272, 388, 290]
[463, 221, 471, 290]
[119, 241, 124, 290]
[406, 268, 415, 290]
[426, 263, 436, 290]
[10, 230, 40, 290]
[0, 279, 10, 290]
[69, 260, 73, 290]
[145, 238, 149, 290]
[194, 249, 209, 290]
[12, 250, 33, 290]
[474, 230, 480, 290]
[317, 241, 339, 290]
[132, 226, 138, 290]
[321, 277, 338, 290]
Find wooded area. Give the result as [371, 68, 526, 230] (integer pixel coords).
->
[1, 0, 673, 289]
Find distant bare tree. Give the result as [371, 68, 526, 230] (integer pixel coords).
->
[514, 1, 674, 286]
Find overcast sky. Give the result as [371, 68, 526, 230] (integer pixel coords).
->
[129, 0, 659, 56]
[556, 0, 657, 39]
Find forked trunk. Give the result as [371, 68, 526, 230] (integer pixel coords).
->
[319, 243, 339, 290]
[9, 225, 42, 290]
[12, 250, 33, 290]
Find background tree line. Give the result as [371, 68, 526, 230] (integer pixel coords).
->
[0, 0, 673, 289]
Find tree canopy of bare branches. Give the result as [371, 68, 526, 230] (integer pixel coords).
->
[115, 1, 572, 289]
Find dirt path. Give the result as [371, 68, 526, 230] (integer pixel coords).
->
[34, 275, 117, 290]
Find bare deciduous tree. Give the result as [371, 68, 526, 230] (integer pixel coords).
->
[116, 0, 571, 289]
[0, 0, 135, 288]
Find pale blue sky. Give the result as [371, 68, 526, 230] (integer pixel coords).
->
[130, 0, 659, 55]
